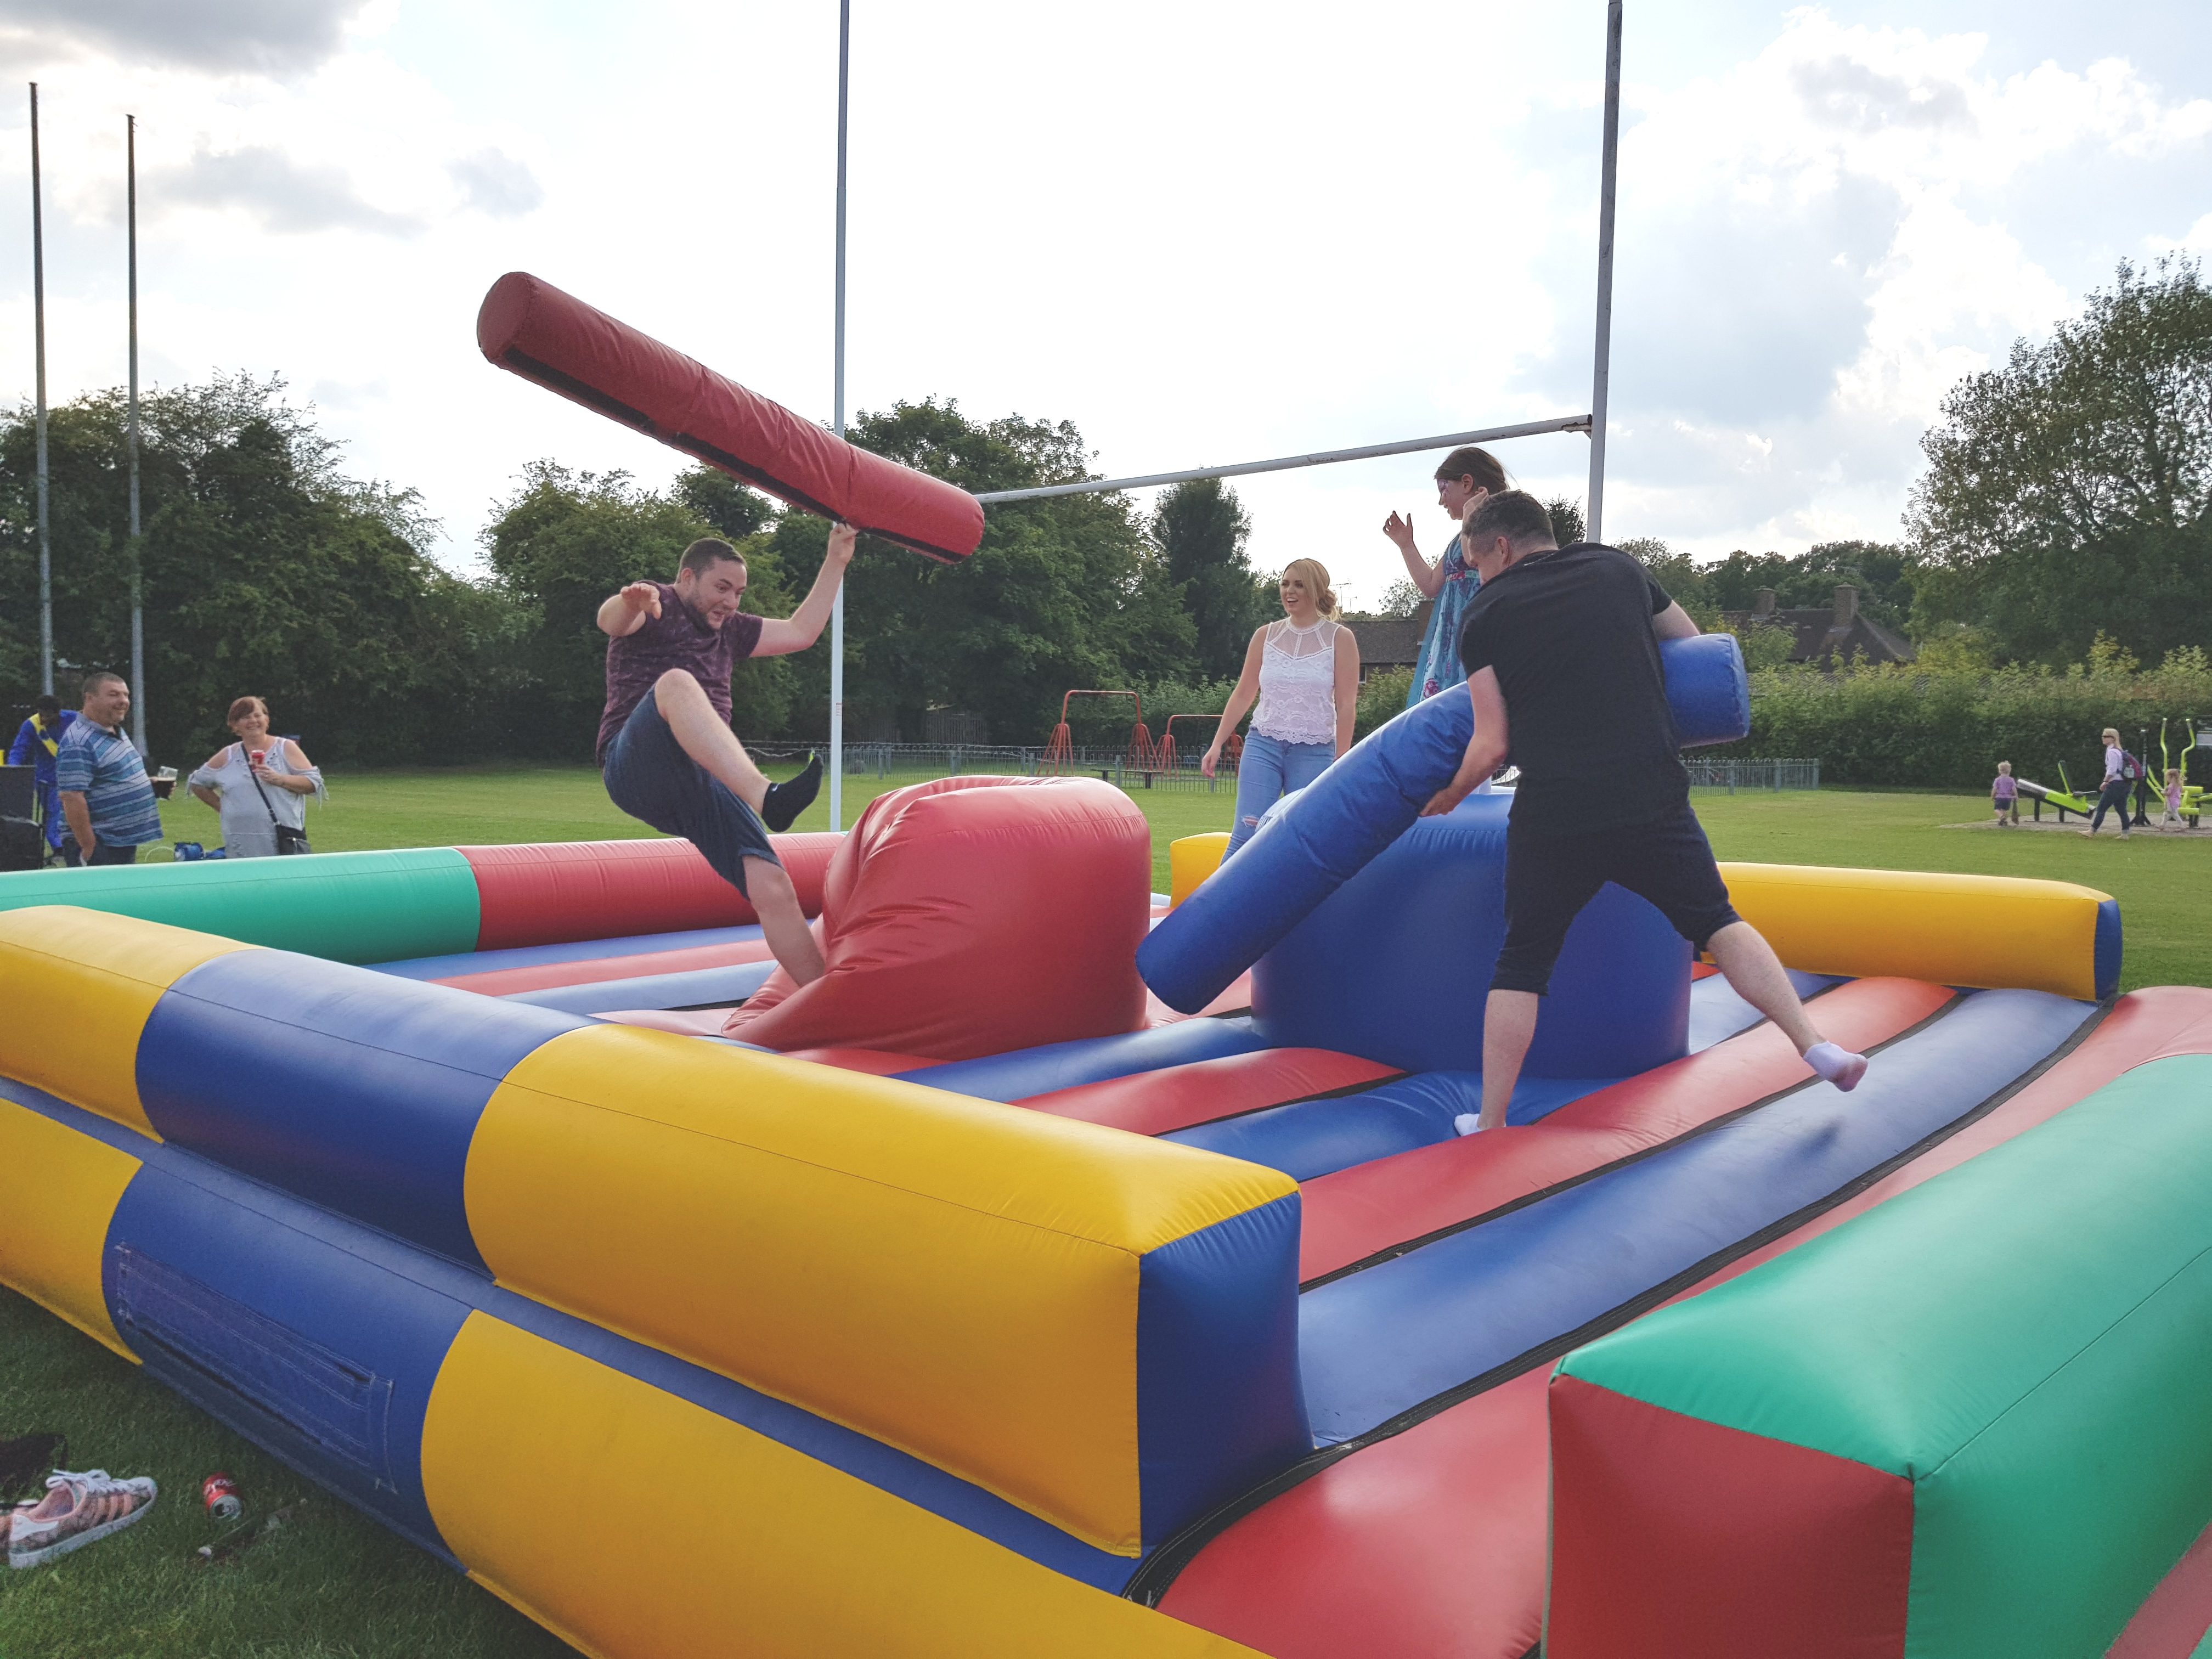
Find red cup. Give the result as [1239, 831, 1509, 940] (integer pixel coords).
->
[202, 1471, 242, 1521]
[248, 748, 267, 772]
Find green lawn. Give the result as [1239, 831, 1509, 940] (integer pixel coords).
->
[7, 771, 2209, 1657]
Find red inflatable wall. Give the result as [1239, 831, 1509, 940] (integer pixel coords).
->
[461, 834, 839, 951]
[476, 272, 985, 563]
[725, 777, 1151, 1060]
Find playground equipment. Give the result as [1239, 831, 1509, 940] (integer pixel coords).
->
[1156, 715, 1241, 784]
[1042, 690, 1159, 777]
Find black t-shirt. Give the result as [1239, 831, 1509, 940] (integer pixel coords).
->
[1457, 542, 1688, 832]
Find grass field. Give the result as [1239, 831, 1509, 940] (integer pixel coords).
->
[5, 768, 2209, 1656]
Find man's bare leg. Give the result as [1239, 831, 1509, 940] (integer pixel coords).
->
[654, 669, 771, 810]
[653, 668, 820, 830]
[744, 857, 825, 986]
[1706, 920, 1866, 1088]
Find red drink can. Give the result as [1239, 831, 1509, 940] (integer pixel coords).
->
[248, 748, 267, 771]
[201, 1472, 242, 1521]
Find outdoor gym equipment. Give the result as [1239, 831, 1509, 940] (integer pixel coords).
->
[1041, 690, 1157, 776]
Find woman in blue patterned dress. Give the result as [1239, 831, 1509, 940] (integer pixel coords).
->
[1381, 445, 1509, 708]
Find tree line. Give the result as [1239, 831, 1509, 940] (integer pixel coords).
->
[2, 256, 2204, 771]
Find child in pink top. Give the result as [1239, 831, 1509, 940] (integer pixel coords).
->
[1991, 762, 2018, 827]
[2162, 768, 2185, 832]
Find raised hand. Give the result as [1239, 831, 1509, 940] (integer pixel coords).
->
[1382, 510, 1418, 552]
[826, 522, 858, 566]
[1457, 487, 1491, 527]
[620, 581, 663, 619]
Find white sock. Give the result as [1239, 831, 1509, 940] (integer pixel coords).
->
[1804, 1041, 1869, 1092]
[1454, 1113, 1483, 1136]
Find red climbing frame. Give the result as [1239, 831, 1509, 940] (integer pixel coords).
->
[1042, 691, 1158, 775]
[1157, 713, 1240, 776]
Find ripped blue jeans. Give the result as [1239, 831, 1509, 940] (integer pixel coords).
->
[1226, 732, 1335, 855]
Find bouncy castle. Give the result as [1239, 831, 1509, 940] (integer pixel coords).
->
[7, 278, 2211, 1655]
[5, 635, 2211, 1659]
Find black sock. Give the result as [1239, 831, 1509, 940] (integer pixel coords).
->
[761, 752, 823, 833]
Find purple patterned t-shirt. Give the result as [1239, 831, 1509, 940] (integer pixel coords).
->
[597, 581, 764, 762]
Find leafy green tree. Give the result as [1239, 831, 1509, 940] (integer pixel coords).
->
[1149, 477, 1272, 681]
[1909, 256, 2212, 663]
[1544, 496, 1585, 548]
[0, 375, 492, 765]
[479, 462, 797, 755]
[1371, 577, 1425, 619]
[772, 398, 1193, 742]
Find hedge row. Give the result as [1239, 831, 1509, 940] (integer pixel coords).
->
[1724, 657, 2212, 791]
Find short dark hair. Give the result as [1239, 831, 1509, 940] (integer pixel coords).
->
[1434, 446, 1509, 493]
[80, 671, 127, 701]
[1463, 489, 1556, 551]
[34, 693, 60, 718]
[679, 538, 746, 578]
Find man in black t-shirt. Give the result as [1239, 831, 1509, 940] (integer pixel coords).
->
[1422, 490, 1866, 1132]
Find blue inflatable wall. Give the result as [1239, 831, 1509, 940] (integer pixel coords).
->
[1252, 793, 1691, 1076]
[1140, 633, 1749, 1015]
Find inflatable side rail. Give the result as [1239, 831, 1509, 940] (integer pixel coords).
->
[477, 272, 985, 563]
[1548, 1054, 2212, 1659]
[0, 906, 1309, 1559]
[0, 834, 841, 964]
[1719, 864, 2120, 1003]
[1140, 632, 1750, 1014]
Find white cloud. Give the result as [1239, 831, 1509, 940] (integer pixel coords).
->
[0, 0, 2201, 620]
[0, 0, 372, 76]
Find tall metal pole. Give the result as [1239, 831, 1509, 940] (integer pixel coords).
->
[30, 83, 52, 695]
[1587, 0, 1622, 545]
[128, 115, 145, 753]
[828, 0, 849, 831]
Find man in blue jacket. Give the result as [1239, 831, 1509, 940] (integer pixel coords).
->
[7, 693, 77, 864]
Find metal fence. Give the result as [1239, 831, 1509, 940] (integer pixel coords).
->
[755, 741, 1818, 795]
[814, 742, 1243, 792]
[1683, 757, 1820, 792]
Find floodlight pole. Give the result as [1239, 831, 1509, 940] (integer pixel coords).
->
[828, 0, 850, 832]
[30, 83, 52, 696]
[128, 115, 145, 754]
[1587, 0, 1622, 544]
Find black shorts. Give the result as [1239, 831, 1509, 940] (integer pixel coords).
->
[601, 692, 779, 896]
[1492, 802, 1740, 996]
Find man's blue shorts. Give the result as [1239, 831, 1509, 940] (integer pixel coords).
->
[601, 693, 780, 896]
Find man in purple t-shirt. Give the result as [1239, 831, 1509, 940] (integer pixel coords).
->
[596, 525, 855, 986]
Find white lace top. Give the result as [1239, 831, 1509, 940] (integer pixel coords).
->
[1251, 618, 1342, 746]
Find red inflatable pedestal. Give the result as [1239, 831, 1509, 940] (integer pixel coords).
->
[477, 272, 985, 562]
[725, 777, 1151, 1060]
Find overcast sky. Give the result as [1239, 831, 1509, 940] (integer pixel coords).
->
[1, 0, 2206, 608]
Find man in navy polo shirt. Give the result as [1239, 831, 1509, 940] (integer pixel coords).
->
[56, 673, 163, 866]
[1423, 491, 1867, 1133]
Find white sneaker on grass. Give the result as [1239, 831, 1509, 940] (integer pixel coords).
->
[6, 1470, 157, 1570]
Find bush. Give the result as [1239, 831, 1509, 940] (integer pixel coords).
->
[1356, 668, 1415, 740]
[1722, 641, 2212, 789]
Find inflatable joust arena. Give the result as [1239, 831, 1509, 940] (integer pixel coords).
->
[4, 278, 2210, 1659]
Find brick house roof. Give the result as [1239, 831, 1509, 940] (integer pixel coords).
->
[1720, 586, 1915, 666]
[1341, 606, 1429, 675]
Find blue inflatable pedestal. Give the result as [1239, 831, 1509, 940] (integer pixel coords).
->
[1139, 632, 1750, 1025]
[1252, 793, 1691, 1076]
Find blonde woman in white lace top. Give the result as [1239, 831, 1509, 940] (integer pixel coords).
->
[1203, 560, 1361, 854]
